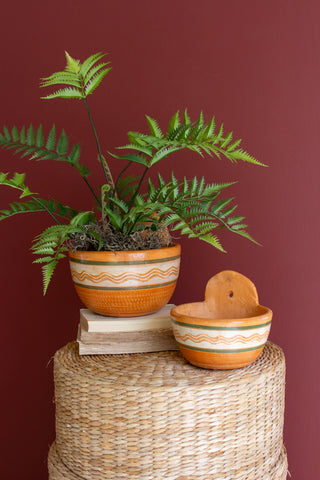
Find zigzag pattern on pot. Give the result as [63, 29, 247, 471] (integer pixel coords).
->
[70, 266, 179, 284]
[172, 329, 269, 345]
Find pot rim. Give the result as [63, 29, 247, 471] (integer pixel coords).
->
[69, 243, 181, 262]
[170, 302, 272, 328]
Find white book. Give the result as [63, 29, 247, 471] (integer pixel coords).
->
[80, 304, 175, 333]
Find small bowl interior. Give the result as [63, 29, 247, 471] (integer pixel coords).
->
[172, 301, 269, 321]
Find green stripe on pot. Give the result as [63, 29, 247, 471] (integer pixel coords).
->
[73, 280, 177, 291]
[69, 255, 181, 266]
[171, 318, 272, 330]
[177, 342, 266, 353]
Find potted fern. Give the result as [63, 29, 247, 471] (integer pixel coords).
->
[0, 52, 264, 317]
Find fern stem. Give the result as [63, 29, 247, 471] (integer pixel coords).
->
[31, 196, 61, 225]
[83, 98, 111, 186]
[83, 177, 101, 206]
[113, 161, 132, 196]
[128, 166, 149, 210]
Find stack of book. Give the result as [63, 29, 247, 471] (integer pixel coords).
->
[77, 304, 179, 355]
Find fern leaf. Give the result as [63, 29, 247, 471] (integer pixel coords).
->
[116, 143, 153, 157]
[226, 215, 246, 225]
[46, 125, 56, 150]
[0, 198, 78, 222]
[186, 145, 203, 156]
[70, 211, 95, 226]
[69, 143, 81, 164]
[211, 198, 234, 214]
[56, 130, 68, 155]
[11, 126, 19, 142]
[203, 116, 216, 139]
[213, 123, 224, 144]
[219, 205, 238, 219]
[232, 148, 265, 166]
[35, 125, 44, 147]
[145, 115, 163, 138]
[80, 52, 107, 78]
[183, 109, 191, 125]
[65, 51, 81, 74]
[42, 87, 83, 100]
[168, 111, 180, 134]
[109, 151, 149, 167]
[107, 197, 129, 214]
[104, 207, 123, 230]
[0, 124, 91, 179]
[149, 145, 182, 166]
[33, 256, 56, 264]
[227, 138, 242, 152]
[27, 125, 35, 146]
[85, 68, 112, 96]
[40, 74, 81, 88]
[221, 131, 233, 148]
[20, 126, 26, 144]
[0, 172, 36, 198]
[198, 233, 226, 251]
[41, 260, 58, 294]
[3, 126, 11, 141]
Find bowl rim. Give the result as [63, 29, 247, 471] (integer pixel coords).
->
[69, 243, 181, 263]
[170, 302, 272, 328]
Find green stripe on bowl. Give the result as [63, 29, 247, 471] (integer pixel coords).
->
[177, 341, 266, 354]
[171, 318, 271, 330]
[70, 255, 181, 266]
[73, 280, 177, 291]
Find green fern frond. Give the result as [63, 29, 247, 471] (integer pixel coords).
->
[84, 67, 112, 96]
[80, 52, 107, 78]
[116, 175, 140, 200]
[116, 110, 264, 168]
[42, 87, 83, 100]
[41, 51, 112, 100]
[168, 111, 180, 134]
[0, 125, 90, 178]
[145, 115, 163, 138]
[108, 151, 149, 167]
[0, 197, 78, 222]
[0, 172, 36, 198]
[149, 145, 182, 166]
[65, 51, 81, 73]
[32, 216, 95, 293]
[41, 260, 59, 294]
[120, 174, 258, 251]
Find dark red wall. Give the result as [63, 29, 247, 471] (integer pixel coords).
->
[0, 1, 319, 479]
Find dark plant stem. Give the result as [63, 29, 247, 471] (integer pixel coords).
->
[31, 196, 61, 225]
[83, 97, 111, 186]
[113, 161, 133, 196]
[83, 177, 101, 206]
[128, 166, 149, 209]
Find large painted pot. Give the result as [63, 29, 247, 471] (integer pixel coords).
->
[170, 270, 272, 370]
[69, 244, 181, 317]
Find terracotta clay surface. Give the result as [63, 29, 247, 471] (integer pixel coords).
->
[69, 244, 181, 317]
[171, 270, 272, 369]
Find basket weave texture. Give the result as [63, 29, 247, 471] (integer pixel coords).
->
[50, 341, 287, 480]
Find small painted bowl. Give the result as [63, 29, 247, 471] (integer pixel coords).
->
[170, 271, 272, 370]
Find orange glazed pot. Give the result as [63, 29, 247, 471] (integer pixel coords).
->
[69, 244, 181, 317]
[171, 271, 272, 370]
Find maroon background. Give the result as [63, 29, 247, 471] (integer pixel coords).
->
[0, 1, 319, 479]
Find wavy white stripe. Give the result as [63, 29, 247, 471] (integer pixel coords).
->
[70, 259, 180, 287]
[172, 324, 271, 350]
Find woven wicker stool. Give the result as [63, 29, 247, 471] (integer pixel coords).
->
[49, 341, 288, 480]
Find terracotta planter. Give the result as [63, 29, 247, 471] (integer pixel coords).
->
[170, 271, 272, 370]
[69, 244, 181, 317]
